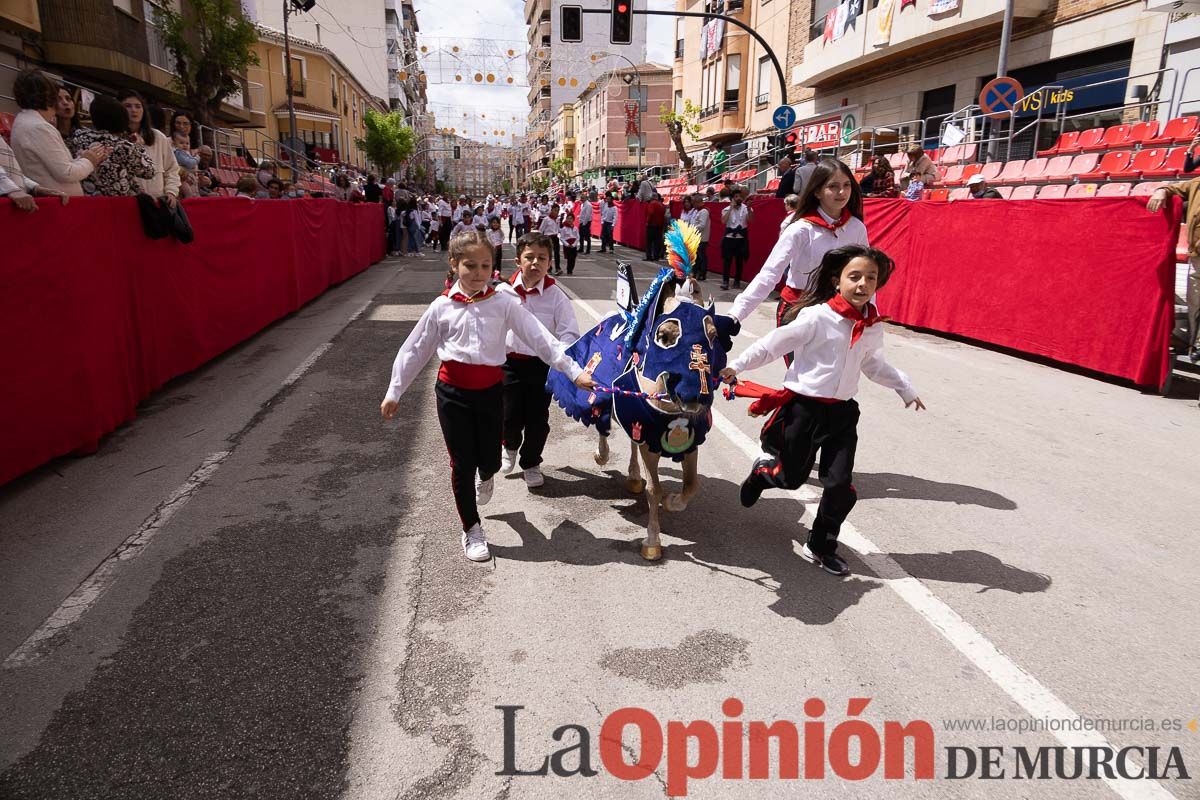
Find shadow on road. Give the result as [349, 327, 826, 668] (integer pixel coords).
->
[845, 472, 1018, 509]
[487, 467, 1049, 627]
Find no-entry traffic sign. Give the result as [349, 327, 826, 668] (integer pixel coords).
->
[979, 77, 1024, 121]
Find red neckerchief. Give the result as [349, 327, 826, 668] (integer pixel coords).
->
[507, 271, 556, 298]
[800, 208, 853, 231]
[828, 294, 888, 347]
[443, 285, 497, 304]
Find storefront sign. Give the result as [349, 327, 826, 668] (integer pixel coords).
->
[796, 114, 845, 149]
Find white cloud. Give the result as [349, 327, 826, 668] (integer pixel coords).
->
[645, 0, 676, 66]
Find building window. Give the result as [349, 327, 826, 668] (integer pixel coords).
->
[675, 39, 684, 60]
[628, 85, 647, 112]
[810, 0, 839, 41]
[113, 0, 134, 14]
[755, 56, 771, 106]
[674, 89, 683, 114]
[724, 53, 741, 107]
[284, 53, 306, 97]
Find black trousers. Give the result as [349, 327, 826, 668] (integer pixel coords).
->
[578, 221, 592, 253]
[753, 396, 859, 556]
[435, 380, 503, 531]
[645, 224, 663, 260]
[549, 236, 561, 271]
[601, 221, 614, 252]
[493, 245, 503, 274]
[564, 245, 578, 275]
[695, 241, 709, 279]
[721, 236, 749, 285]
[502, 357, 552, 470]
[438, 218, 451, 251]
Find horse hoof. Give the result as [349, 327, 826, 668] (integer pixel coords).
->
[626, 478, 646, 494]
[663, 493, 688, 512]
[640, 543, 663, 561]
[594, 449, 609, 466]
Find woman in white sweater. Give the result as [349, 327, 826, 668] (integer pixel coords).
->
[117, 89, 181, 207]
[8, 69, 108, 196]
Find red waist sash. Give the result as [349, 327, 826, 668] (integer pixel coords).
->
[438, 360, 503, 389]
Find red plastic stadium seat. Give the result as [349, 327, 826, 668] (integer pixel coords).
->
[937, 145, 960, 165]
[1141, 148, 1188, 179]
[1110, 148, 1167, 180]
[959, 163, 982, 184]
[1085, 124, 1131, 152]
[994, 159, 1027, 184]
[1146, 116, 1200, 146]
[1066, 152, 1099, 177]
[1009, 185, 1038, 200]
[1019, 157, 1049, 182]
[1065, 183, 1098, 198]
[1033, 154, 1075, 183]
[764, 177, 781, 192]
[1132, 181, 1166, 197]
[948, 187, 971, 201]
[1096, 182, 1132, 197]
[1037, 184, 1067, 199]
[1079, 151, 1132, 180]
[1037, 131, 1078, 158]
[1128, 120, 1160, 147]
[888, 152, 907, 169]
[1070, 128, 1106, 154]
[978, 161, 1003, 182]
[929, 188, 950, 201]
[995, 186, 1013, 199]
[941, 164, 965, 186]
[0, 111, 13, 142]
[958, 143, 977, 163]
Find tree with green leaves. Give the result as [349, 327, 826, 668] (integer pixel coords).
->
[530, 174, 550, 194]
[659, 99, 703, 174]
[154, 0, 259, 132]
[355, 110, 417, 179]
[501, 178, 512, 194]
[549, 157, 573, 182]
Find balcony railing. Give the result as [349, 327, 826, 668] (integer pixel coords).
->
[754, 92, 769, 106]
[289, 78, 306, 98]
[675, 40, 684, 60]
[699, 104, 719, 119]
[144, 1, 172, 71]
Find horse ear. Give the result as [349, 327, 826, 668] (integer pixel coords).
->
[713, 314, 741, 353]
[663, 295, 681, 314]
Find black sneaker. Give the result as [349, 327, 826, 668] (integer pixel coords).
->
[801, 544, 849, 576]
[739, 473, 764, 507]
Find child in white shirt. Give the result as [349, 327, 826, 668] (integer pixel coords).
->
[381, 229, 595, 561]
[720, 244, 924, 577]
[558, 213, 580, 276]
[537, 203, 562, 275]
[486, 216, 505, 278]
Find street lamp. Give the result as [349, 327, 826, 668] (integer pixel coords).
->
[592, 51, 643, 177]
[283, 0, 315, 178]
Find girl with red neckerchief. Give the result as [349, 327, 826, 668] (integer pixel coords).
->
[720, 245, 925, 578]
[727, 159, 869, 336]
[381, 230, 595, 563]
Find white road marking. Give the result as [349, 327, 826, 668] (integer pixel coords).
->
[3, 451, 232, 669]
[282, 342, 333, 387]
[560, 282, 1175, 800]
[365, 305, 428, 322]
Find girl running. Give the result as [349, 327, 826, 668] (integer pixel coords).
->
[728, 158, 868, 331]
[720, 245, 924, 577]
[381, 230, 595, 562]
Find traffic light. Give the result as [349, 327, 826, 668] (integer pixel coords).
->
[610, 0, 632, 45]
[453, 146, 461, 159]
[561, 5, 582, 43]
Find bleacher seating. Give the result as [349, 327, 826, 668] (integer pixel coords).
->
[888, 152, 907, 170]
[1086, 125, 1131, 152]
[940, 164, 965, 185]
[1010, 185, 1038, 200]
[1079, 151, 1132, 181]
[1037, 184, 1068, 199]
[1038, 131, 1079, 158]
[994, 159, 1028, 185]
[1066, 183, 1099, 198]
[929, 188, 950, 201]
[1128, 120, 1160, 148]
[1110, 148, 1167, 180]
[1147, 116, 1200, 146]
[1071, 128, 1106, 154]
[1132, 181, 1166, 196]
[948, 187, 971, 201]
[1142, 148, 1189, 179]
[1031, 154, 1075, 183]
[978, 162, 1004, 182]
[995, 186, 1014, 199]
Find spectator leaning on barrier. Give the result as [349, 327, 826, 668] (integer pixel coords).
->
[10, 69, 108, 196]
[364, 174, 382, 203]
[118, 89, 180, 209]
[235, 175, 257, 198]
[195, 146, 221, 196]
[1148, 180, 1200, 363]
[0, 131, 69, 212]
[72, 95, 156, 197]
[966, 173, 1002, 199]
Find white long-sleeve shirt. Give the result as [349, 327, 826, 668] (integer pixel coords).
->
[538, 216, 559, 237]
[385, 283, 583, 402]
[600, 203, 617, 224]
[729, 302, 917, 404]
[0, 135, 37, 196]
[728, 209, 869, 321]
[578, 200, 593, 225]
[9, 109, 93, 196]
[499, 275, 580, 357]
[134, 129, 182, 199]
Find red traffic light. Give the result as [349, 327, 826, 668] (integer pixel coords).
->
[617, 2, 628, 10]
[611, 0, 633, 44]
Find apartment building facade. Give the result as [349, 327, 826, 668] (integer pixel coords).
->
[574, 62, 675, 185]
[248, 25, 385, 170]
[385, 0, 427, 121]
[429, 131, 515, 197]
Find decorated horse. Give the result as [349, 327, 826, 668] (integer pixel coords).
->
[547, 221, 739, 561]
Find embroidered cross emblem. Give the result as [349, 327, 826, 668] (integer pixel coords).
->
[584, 352, 603, 376]
[689, 344, 711, 395]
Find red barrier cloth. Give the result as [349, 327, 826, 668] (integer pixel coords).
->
[0, 196, 385, 486]
[610, 196, 1176, 387]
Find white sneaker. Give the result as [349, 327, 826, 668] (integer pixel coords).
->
[523, 466, 544, 488]
[501, 449, 518, 474]
[461, 524, 491, 561]
[476, 475, 494, 506]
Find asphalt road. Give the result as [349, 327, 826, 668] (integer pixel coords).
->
[1, 239, 1198, 800]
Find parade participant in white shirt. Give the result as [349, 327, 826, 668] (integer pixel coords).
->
[487, 216, 505, 278]
[729, 159, 869, 351]
[497, 231, 581, 484]
[381, 230, 595, 561]
[577, 193, 594, 254]
[537, 202, 562, 275]
[682, 193, 711, 280]
[599, 194, 618, 253]
[510, 196, 528, 240]
[719, 186, 754, 290]
[720, 244, 924, 577]
[437, 195, 452, 251]
[559, 213, 580, 275]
